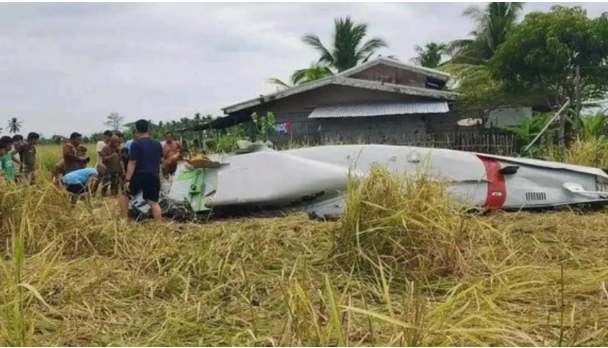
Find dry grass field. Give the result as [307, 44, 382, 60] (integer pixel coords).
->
[1, 144, 608, 346]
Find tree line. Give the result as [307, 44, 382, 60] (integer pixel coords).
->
[5, 4, 606, 146]
[266, 3, 608, 136]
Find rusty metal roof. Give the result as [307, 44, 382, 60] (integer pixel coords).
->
[308, 101, 449, 119]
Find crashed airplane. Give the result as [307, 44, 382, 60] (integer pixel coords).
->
[129, 143, 608, 221]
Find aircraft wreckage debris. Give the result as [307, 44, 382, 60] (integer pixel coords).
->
[128, 143, 608, 222]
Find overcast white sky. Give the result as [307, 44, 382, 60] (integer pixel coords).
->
[0, 2, 605, 136]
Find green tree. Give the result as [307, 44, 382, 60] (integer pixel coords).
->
[51, 134, 63, 145]
[412, 42, 447, 68]
[104, 112, 125, 131]
[267, 63, 334, 90]
[447, 2, 524, 64]
[302, 16, 388, 73]
[440, 3, 524, 122]
[7, 117, 22, 134]
[490, 6, 608, 112]
[579, 112, 608, 140]
[443, 64, 509, 120]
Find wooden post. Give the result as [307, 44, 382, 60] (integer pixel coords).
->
[574, 65, 581, 132]
[559, 106, 566, 147]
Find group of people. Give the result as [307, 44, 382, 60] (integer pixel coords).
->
[1, 119, 183, 223]
[0, 132, 40, 184]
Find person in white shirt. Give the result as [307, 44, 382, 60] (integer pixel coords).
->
[96, 130, 113, 165]
[10, 134, 23, 173]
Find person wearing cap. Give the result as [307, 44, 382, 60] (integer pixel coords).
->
[63, 132, 89, 174]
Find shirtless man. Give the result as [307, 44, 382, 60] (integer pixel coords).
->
[100, 135, 123, 196]
[162, 132, 181, 160]
[63, 132, 89, 174]
[161, 132, 182, 177]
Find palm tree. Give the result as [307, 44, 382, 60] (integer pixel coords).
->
[267, 63, 334, 90]
[302, 16, 388, 72]
[447, 2, 524, 64]
[412, 42, 447, 68]
[7, 117, 22, 134]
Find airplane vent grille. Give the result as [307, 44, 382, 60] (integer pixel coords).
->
[525, 192, 547, 201]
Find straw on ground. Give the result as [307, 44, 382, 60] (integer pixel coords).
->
[0, 144, 607, 346]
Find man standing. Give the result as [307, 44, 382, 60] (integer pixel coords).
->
[17, 132, 39, 185]
[100, 135, 123, 196]
[119, 119, 163, 223]
[121, 133, 138, 174]
[161, 132, 182, 178]
[63, 132, 89, 174]
[96, 130, 113, 165]
[10, 134, 23, 173]
[162, 132, 181, 160]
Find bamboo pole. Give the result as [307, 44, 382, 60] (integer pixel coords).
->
[522, 99, 571, 154]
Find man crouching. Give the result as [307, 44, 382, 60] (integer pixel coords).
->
[62, 164, 107, 203]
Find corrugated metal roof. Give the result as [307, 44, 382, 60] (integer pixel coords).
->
[222, 77, 458, 114]
[308, 101, 449, 119]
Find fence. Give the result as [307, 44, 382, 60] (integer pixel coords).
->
[269, 131, 534, 156]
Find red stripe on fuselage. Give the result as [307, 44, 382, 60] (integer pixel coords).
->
[478, 156, 506, 209]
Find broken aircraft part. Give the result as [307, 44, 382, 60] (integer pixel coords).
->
[128, 144, 608, 221]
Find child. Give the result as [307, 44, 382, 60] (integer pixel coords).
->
[0, 136, 16, 182]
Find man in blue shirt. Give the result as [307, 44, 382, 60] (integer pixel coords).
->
[62, 164, 107, 202]
[125, 138, 134, 153]
[119, 119, 163, 223]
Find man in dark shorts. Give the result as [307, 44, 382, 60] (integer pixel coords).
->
[119, 119, 163, 223]
[17, 132, 40, 185]
[100, 135, 123, 196]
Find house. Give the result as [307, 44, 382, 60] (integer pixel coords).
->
[217, 57, 467, 144]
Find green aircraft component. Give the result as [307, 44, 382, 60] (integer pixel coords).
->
[177, 168, 209, 212]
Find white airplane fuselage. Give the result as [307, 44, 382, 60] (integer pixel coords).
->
[135, 144, 608, 219]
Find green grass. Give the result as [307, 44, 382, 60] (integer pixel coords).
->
[0, 144, 607, 346]
[36, 144, 99, 174]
